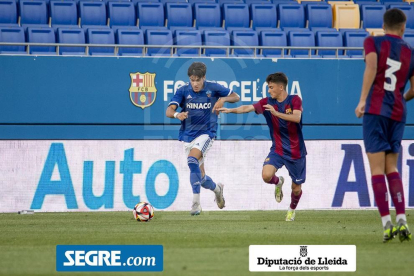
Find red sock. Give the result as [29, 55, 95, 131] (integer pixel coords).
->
[290, 190, 302, 210]
[372, 175, 389, 217]
[266, 175, 279, 185]
[386, 172, 405, 215]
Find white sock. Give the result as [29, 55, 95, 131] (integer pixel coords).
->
[193, 193, 200, 204]
[213, 184, 220, 194]
[288, 207, 294, 212]
[381, 215, 391, 228]
[396, 214, 407, 224]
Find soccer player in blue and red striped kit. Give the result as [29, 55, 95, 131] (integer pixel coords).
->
[219, 72, 306, 221]
[355, 8, 414, 242]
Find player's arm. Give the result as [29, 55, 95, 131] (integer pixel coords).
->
[264, 105, 302, 123]
[166, 104, 188, 121]
[404, 76, 414, 102]
[212, 92, 240, 113]
[218, 105, 255, 114]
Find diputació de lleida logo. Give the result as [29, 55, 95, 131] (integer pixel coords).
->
[129, 72, 157, 109]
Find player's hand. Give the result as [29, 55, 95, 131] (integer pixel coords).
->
[212, 98, 224, 114]
[264, 104, 277, 116]
[177, 111, 188, 121]
[355, 101, 365, 118]
[217, 107, 231, 113]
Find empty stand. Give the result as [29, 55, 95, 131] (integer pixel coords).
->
[116, 28, 144, 56]
[194, 4, 221, 29]
[138, 3, 165, 29]
[108, 2, 136, 27]
[175, 30, 202, 56]
[79, 1, 107, 27]
[278, 4, 305, 28]
[166, 3, 193, 28]
[232, 30, 259, 56]
[251, 4, 277, 30]
[203, 30, 230, 56]
[260, 30, 288, 57]
[223, 4, 250, 29]
[19, 0, 48, 25]
[86, 28, 115, 55]
[333, 4, 360, 29]
[343, 30, 368, 57]
[145, 29, 173, 56]
[361, 5, 386, 28]
[288, 30, 315, 56]
[404, 32, 414, 47]
[0, 26, 25, 54]
[50, 1, 78, 26]
[57, 28, 86, 55]
[315, 31, 344, 56]
[27, 27, 56, 54]
[0, 0, 18, 24]
[307, 4, 332, 28]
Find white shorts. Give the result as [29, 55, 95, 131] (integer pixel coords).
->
[184, 134, 214, 166]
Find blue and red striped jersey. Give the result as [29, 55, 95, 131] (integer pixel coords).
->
[253, 95, 307, 160]
[364, 34, 414, 122]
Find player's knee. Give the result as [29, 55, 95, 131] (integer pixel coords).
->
[187, 156, 199, 170]
[292, 184, 302, 195]
[262, 172, 273, 183]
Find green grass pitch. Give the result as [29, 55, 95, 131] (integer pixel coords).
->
[0, 210, 413, 276]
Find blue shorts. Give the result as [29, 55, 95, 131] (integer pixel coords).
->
[263, 152, 306, 184]
[363, 114, 405, 154]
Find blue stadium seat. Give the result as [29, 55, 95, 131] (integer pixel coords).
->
[116, 28, 144, 56]
[232, 30, 259, 56]
[131, 0, 159, 4]
[194, 4, 221, 29]
[50, 1, 78, 26]
[137, 3, 165, 29]
[361, 5, 386, 28]
[388, 5, 414, 29]
[306, 4, 332, 29]
[102, 0, 130, 3]
[260, 30, 288, 57]
[145, 29, 173, 56]
[86, 28, 115, 55]
[245, 0, 271, 5]
[108, 2, 136, 27]
[0, 26, 25, 54]
[166, 3, 193, 28]
[403, 32, 414, 47]
[218, 0, 244, 5]
[57, 28, 85, 55]
[315, 31, 345, 57]
[223, 4, 250, 29]
[189, 0, 216, 3]
[79, 1, 107, 27]
[160, 0, 186, 3]
[203, 30, 230, 56]
[251, 4, 277, 30]
[288, 30, 315, 56]
[27, 27, 56, 54]
[19, 0, 48, 25]
[278, 4, 305, 28]
[343, 31, 368, 58]
[310, 27, 336, 32]
[0, 0, 18, 24]
[175, 30, 202, 56]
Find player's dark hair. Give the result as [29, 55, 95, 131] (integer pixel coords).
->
[266, 72, 288, 89]
[383, 8, 406, 31]
[188, 62, 207, 79]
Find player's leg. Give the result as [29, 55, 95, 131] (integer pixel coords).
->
[199, 162, 225, 209]
[285, 157, 306, 221]
[262, 153, 285, 203]
[187, 147, 203, 216]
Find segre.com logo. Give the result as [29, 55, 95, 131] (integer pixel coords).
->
[56, 245, 163, 272]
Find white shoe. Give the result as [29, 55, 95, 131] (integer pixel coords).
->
[214, 183, 225, 209]
[190, 202, 202, 216]
[286, 209, 295, 221]
[275, 176, 284, 203]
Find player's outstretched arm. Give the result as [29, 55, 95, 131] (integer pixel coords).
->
[212, 92, 240, 113]
[355, 52, 377, 118]
[166, 105, 188, 121]
[404, 76, 414, 102]
[217, 105, 255, 114]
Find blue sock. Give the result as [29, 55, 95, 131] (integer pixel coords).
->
[187, 156, 201, 194]
[201, 175, 217, 191]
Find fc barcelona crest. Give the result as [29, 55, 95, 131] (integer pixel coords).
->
[129, 72, 157, 109]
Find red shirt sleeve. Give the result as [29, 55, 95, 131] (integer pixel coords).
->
[364, 36, 376, 56]
[291, 96, 303, 112]
[253, 98, 268, 114]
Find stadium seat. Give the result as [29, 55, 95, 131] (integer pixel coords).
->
[315, 31, 345, 57]
[403, 32, 414, 47]
[145, 29, 173, 56]
[108, 2, 136, 27]
[232, 30, 259, 56]
[218, 0, 244, 6]
[131, 0, 159, 4]
[175, 30, 202, 56]
[223, 4, 250, 29]
[188, 0, 216, 3]
[137, 3, 165, 29]
[388, 5, 414, 29]
[19, 0, 48, 25]
[86, 28, 115, 55]
[194, 4, 221, 29]
[251, 4, 277, 30]
[0, 26, 25, 54]
[203, 30, 230, 56]
[160, 0, 187, 3]
[278, 4, 305, 28]
[0, 0, 18, 24]
[260, 30, 288, 57]
[245, 0, 271, 5]
[366, 28, 384, 36]
[27, 27, 56, 54]
[116, 28, 144, 56]
[166, 3, 193, 28]
[333, 4, 360, 29]
[361, 5, 386, 28]
[343, 30, 368, 57]
[288, 30, 316, 56]
[50, 1, 78, 26]
[57, 28, 86, 55]
[307, 4, 333, 28]
[79, 1, 107, 27]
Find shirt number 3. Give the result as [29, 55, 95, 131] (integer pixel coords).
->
[384, 58, 402, 92]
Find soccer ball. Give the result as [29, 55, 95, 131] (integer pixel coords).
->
[133, 202, 154, 222]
